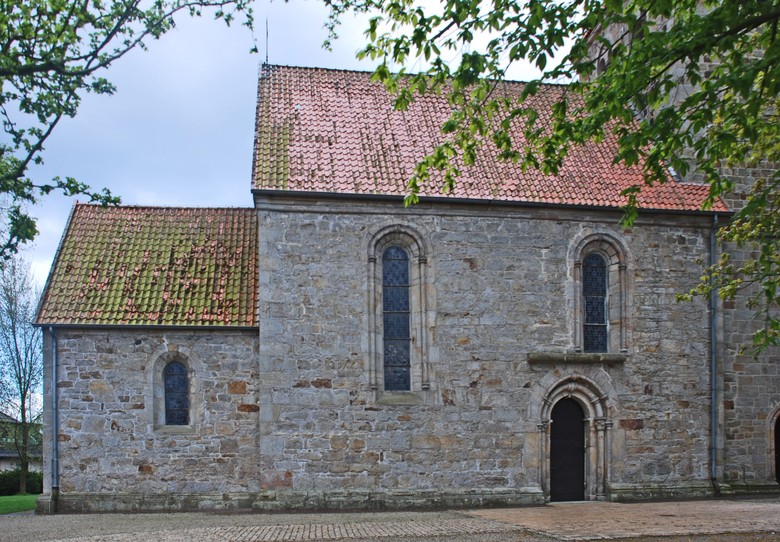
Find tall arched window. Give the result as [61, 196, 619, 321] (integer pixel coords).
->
[383, 246, 411, 391]
[368, 225, 432, 396]
[164, 361, 189, 425]
[572, 234, 629, 354]
[583, 253, 608, 353]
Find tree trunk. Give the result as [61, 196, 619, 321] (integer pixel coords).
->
[17, 420, 29, 495]
[19, 459, 28, 495]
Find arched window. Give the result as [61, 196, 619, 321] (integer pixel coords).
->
[164, 361, 189, 425]
[368, 225, 432, 396]
[583, 253, 608, 352]
[382, 246, 411, 391]
[572, 234, 629, 354]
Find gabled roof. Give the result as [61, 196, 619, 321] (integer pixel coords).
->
[253, 64, 727, 213]
[0, 413, 16, 424]
[37, 205, 258, 327]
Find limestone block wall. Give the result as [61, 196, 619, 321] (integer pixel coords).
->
[585, 14, 780, 496]
[40, 329, 259, 511]
[255, 196, 718, 505]
[719, 243, 780, 489]
[717, 177, 780, 490]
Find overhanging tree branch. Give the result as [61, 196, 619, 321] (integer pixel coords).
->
[0, 0, 254, 258]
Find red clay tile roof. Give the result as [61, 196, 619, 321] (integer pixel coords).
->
[37, 205, 258, 327]
[253, 65, 728, 213]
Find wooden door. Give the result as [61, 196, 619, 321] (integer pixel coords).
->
[775, 417, 780, 484]
[550, 398, 585, 501]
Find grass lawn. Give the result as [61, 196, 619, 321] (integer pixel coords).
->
[0, 494, 38, 514]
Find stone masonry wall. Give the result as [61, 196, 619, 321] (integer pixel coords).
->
[719, 244, 780, 490]
[586, 13, 780, 496]
[255, 196, 720, 507]
[40, 329, 259, 512]
[40, 196, 777, 513]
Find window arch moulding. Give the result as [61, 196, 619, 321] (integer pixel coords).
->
[367, 224, 433, 404]
[572, 233, 630, 356]
[531, 231, 630, 364]
[149, 347, 202, 434]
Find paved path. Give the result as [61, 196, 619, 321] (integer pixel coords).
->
[3, 497, 780, 541]
[469, 498, 780, 540]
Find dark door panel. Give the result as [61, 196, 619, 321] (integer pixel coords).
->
[775, 418, 780, 484]
[550, 398, 585, 501]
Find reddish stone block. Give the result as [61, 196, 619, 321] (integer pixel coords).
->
[619, 419, 644, 430]
[228, 381, 248, 394]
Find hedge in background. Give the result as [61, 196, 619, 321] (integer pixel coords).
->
[0, 469, 42, 495]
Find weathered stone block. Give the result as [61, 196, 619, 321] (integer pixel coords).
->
[228, 381, 247, 394]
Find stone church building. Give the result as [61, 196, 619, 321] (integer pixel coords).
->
[35, 64, 779, 513]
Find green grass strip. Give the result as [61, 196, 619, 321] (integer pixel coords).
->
[0, 494, 38, 514]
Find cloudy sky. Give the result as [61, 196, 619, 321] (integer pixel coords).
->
[22, 0, 541, 285]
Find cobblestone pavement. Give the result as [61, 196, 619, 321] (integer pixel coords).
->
[3, 498, 780, 542]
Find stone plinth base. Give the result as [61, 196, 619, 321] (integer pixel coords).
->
[716, 482, 780, 496]
[607, 482, 715, 502]
[36, 487, 545, 514]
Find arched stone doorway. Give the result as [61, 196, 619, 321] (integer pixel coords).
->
[550, 398, 586, 501]
[534, 374, 613, 501]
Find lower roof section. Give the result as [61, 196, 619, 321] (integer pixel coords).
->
[36, 204, 258, 327]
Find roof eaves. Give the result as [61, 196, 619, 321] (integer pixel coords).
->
[252, 188, 732, 217]
[34, 323, 259, 331]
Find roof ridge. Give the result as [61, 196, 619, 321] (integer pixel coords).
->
[73, 203, 254, 211]
[675, 181, 713, 188]
[260, 63, 571, 87]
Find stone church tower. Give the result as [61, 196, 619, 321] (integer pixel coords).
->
[586, 11, 780, 492]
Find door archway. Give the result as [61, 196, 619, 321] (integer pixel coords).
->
[550, 398, 586, 501]
[533, 374, 613, 501]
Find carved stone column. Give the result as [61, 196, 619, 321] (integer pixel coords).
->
[368, 255, 378, 391]
[595, 417, 608, 499]
[417, 255, 430, 390]
[618, 263, 628, 353]
[574, 262, 583, 352]
[538, 420, 550, 498]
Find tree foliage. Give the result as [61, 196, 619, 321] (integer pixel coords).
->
[0, 0, 253, 257]
[0, 257, 42, 494]
[325, 0, 780, 348]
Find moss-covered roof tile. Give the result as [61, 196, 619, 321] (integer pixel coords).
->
[37, 205, 258, 327]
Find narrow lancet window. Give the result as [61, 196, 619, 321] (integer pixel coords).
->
[164, 361, 189, 425]
[382, 246, 411, 391]
[583, 253, 608, 352]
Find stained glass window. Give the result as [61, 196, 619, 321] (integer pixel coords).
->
[383, 246, 411, 391]
[583, 253, 608, 352]
[164, 361, 189, 425]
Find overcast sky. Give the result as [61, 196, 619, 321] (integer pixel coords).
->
[22, 0, 541, 286]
